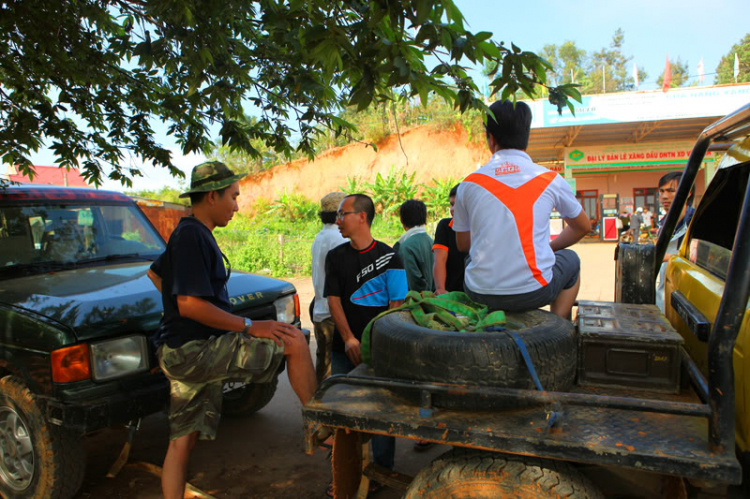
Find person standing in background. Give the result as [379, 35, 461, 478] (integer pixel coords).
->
[310, 192, 348, 383]
[630, 207, 643, 242]
[432, 184, 467, 295]
[642, 207, 653, 231]
[394, 199, 434, 293]
[325, 194, 408, 493]
[655, 171, 695, 312]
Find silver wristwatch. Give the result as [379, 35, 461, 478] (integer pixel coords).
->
[243, 317, 253, 333]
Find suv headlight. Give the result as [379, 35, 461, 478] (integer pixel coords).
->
[90, 335, 149, 381]
[274, 294, 297, 324]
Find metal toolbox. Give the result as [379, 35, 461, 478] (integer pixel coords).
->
[577, 300, 684, 393]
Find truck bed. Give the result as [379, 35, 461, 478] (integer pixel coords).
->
[303, 364, 741, 484]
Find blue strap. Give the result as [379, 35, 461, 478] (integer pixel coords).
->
[509, 332, 564, 431]
[509, 332, 544, 392]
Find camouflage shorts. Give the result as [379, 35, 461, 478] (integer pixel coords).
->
[157, 332, 285, 441]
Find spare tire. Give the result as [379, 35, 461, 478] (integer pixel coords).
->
[370, 310, 576, 409]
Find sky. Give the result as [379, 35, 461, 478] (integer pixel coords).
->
[457, 0, 747, 88]
[26, 0, 749, 192]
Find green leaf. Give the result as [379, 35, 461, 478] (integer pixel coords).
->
[199, 48, 213, 65]
[415, 0, 431, 25]
[444, 0, 465, 29]
[440, 29, 453, 52]
[417, 82, 429, 107]
[479, 41, 501, 59]
[474, 31, 493, 44]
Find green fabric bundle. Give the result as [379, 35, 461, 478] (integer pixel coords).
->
[361, 291, 507, 364]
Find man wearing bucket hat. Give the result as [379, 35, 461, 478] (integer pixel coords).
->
[147, 161, 317, 499]
[310, 192, 348, 383]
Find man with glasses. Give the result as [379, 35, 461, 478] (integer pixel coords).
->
[324, 194, 408, 491]
[147, 161, 317, 499]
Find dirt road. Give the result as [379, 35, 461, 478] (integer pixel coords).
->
[77, 242, 617, 498]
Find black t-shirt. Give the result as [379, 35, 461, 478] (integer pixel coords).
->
[433, 217, 467, 292]
[324, 240, 408, 353]
[151, 217, 232, 348]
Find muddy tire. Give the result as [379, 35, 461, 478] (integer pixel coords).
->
[370, 310, 576, 409]
[0, 375, 85, 499]
[221, 377, 278, 417]
[405, 448, 603, 498]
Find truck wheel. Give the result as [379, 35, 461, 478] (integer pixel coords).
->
[405, 448, 603, 498]
[221, 377, 278, 417]
[0, 375, 85, 499]
[371, 310, 576, 409]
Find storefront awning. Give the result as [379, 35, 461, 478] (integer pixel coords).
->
[527, 116, 720, 166]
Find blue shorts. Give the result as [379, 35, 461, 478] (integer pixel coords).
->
[464, 249, 580, 312]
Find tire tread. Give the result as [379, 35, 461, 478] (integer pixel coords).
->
[405, 448, 603, 498]
[0, 375, 85, 499]
[221, 377, 279, 418]
[371, 310, 577, 409]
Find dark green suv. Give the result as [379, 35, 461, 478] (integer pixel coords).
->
[0, 185, 304, 499]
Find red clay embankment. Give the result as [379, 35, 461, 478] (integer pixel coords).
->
[238, 124, 490, 212]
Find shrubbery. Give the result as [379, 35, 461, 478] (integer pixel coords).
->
[215, 211, 408, 278]
[214, 172, 451, 278]
[173, 168, 456, 278]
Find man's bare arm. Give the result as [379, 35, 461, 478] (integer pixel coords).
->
[177, 295, 298, 347]
[550, 211, 591, 252]
[433, 248, 449, 294]
[328, 295, 362, 365]
[455, 231, 471, 253]
[388, 300, 404, 309]
[327, 296, 355, 343]
[147, 268, 162, 293]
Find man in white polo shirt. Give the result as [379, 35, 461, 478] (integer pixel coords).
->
[453, 100, 591, 319]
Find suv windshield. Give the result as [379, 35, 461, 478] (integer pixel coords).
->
[0, 202, 165, 276]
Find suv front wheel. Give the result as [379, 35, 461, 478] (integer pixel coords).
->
[221, 377, 279, 417]
[0, 376, 85, 499]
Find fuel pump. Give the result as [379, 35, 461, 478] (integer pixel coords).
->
[600, 193, 620, 241]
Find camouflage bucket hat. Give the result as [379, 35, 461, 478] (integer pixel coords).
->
[179, 161, 248, 198]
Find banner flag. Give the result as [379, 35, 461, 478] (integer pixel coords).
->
[633, 62, 639, 87]
[697, 57, 705, 84]
[662, 56, 672, 92]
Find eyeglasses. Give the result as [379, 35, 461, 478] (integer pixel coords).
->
[336, 210, 361, 220]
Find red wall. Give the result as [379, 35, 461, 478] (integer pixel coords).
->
[136, 202, 190, 242]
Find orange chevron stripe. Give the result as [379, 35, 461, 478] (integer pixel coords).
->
[464, 171, 557, 287]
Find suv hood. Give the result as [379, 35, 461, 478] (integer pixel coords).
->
[0, 262, 295, 342]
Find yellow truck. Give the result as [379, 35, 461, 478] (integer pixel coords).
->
[303, 103, 750, 498]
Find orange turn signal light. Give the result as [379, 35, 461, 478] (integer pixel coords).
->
[51, 344, 91, 383]
[293, 294, 301, 319]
